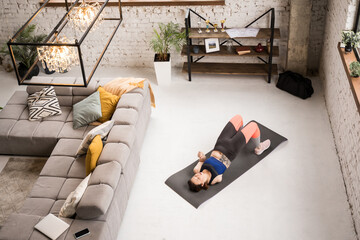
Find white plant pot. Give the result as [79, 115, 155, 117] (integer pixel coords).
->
[154, 54, 171, 85]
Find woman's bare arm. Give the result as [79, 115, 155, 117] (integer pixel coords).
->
[193, 151, 206, 173]
[211, 174, 223, 185]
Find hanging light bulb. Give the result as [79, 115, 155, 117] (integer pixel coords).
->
[37, 33, 79, 73]
[68, 0, 103, 32]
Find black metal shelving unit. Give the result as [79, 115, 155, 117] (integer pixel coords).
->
[183, 8, 280, 83]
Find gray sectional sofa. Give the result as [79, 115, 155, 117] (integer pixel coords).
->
[0, 77, 151, 240]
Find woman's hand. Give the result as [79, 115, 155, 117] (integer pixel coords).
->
[198, 151, 206, 162]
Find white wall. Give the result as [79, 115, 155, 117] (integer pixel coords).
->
[1, 0, 291, 69]
[308, 0, 328, 74]
[319, 0, 360, 234]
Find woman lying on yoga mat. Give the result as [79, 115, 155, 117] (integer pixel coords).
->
[188, 114, 271, 192]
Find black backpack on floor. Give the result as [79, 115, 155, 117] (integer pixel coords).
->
[276, 71, 314, 99]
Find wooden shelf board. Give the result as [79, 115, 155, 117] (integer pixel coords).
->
[182, 62, 278, 75]
[181, 45, 279, 57]
[184, 28, 281, 39]
[40, 0, 225, 7]
[338, 43, 360, 113]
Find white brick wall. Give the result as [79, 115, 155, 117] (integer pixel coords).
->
[0, 0, 329, 72]
[308, 0, 328, 74]
[319, 0, 360, 235]
[0, 0, 291, 69]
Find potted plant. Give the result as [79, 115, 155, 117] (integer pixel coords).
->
[150, 22, 186, 85]
[341, 30, 360, 53]
[349, 61, 360, 77]
[1, 24, 47, 79]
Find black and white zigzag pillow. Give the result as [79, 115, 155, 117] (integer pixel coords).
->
[27, 86, 62, 121]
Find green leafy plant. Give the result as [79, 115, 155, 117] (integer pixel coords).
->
[341, 30, 360, 47]
[349, 61, 360, 77]
[150, 22, 186, 61]
[0, 24, 47, 69]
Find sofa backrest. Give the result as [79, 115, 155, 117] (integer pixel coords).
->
[26, 77, 114, 106]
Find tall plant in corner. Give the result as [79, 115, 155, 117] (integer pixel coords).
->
[150, 22, 186, 85]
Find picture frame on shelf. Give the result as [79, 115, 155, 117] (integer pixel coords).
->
[205, 38, 220, 53]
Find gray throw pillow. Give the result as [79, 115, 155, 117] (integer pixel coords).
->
[73, 91, 102, 129]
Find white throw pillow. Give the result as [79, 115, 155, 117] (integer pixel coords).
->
[59, 173, 91, 218]
[27, 86, 62, 121]
[76, 120, 115, 156]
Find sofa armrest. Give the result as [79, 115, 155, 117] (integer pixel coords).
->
[76, 161, 121, 219]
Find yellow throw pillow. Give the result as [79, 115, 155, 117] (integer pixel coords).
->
[97, 86, 120, 123]
[85, 135, 103, 175]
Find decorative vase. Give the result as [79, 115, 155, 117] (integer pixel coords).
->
[255, 43, 264, 53]
[154, 53, 171, 85]
[18, 63, 40, 80]
[345, 43, 352, 53]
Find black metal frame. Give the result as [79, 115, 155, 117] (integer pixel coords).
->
[354, 2, 360, 61]
[7, 0, 123, 87]
[184, 8, 275, 83]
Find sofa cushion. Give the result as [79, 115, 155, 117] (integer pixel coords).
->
[89, 161, 121, 189]
[51, 138, 82, 157]
[111, 108, 138, 126]
[44, 106, 71, 122]
[57, 178, 84, 200]
[58, 122, 95, 139]
[33, 121, 64, 139]
[97, 87, 120, 123]
[30, 176, 66, 200]
[116, 93, 144, 111]
[0, 214, 42, 240]
[27, 86, 62, 121]
[19, 198, 55, 216]
[0, 119, 17, 154]
[76, 120, 114, 156]
[40, 156, 75, 177]
[72, 78, 98, 96]
[72, 91, 102, 129]
[50, 200, 65, 216]
[76, 184, 114, 219]
[59, 174, 91, 218]
[67, 155, 86, 179]
[0, 104, 27, 120]
[6, 91, 28, 105]
[97, 143, 130, 169]
[85, 135, 103, 175]
[76, 161, 122, 220]
[106, 125, 136, 148]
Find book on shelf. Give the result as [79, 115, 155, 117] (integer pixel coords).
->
[236, 46, 251, 56]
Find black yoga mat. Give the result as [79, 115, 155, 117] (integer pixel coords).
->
[165, 121, 287, 208]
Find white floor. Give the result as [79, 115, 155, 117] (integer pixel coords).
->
[0, 67, 356, 240]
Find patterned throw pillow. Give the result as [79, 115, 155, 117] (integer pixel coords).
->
[59, 173, 92, 218]
[76, 120, 114, 156]
[27, 86, 62, 121]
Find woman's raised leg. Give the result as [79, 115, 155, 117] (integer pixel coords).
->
[240, 122, 270, 155]
[216, 115, 244, 141]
